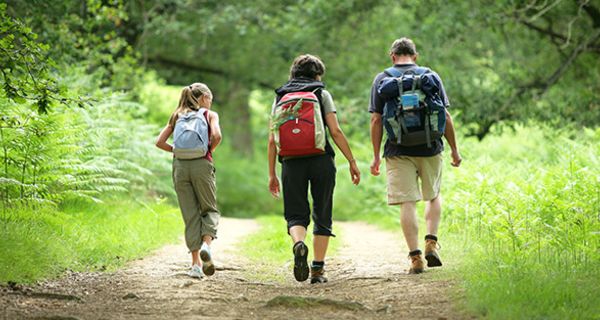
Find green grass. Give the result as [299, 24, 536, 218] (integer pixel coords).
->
[240, 215, 341, 283]
[0, 197, 183, 283]
[435, 125, 600, 319]
[460, 261, 599, 319]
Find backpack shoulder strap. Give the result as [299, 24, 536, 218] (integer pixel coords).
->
[384, 67, 403, 78]
[199, 108, 210, 124]
[413, 66, 430, 75]
[384, 66, 427, 78]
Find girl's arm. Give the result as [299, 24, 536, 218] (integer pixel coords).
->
[208, 111, 222, 152]
[267, 131, 280, 198]
[324, 112, 361, 185]
[155, 125, 174, 152]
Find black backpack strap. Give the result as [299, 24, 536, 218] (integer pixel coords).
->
[424, 113, 432, 148]
[397, 113, 408, 145]
[414, 67, 433, 147]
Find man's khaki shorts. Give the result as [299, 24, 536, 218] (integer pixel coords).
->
[385, 154, 443, 204]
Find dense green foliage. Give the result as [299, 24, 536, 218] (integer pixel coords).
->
[443, 126, 600, 319]
[0, 94, 174, 208]
[1, 2, 164, 208]
[1, 2, 180, 283]
[1, 1, 598, 319]
[127, 0, 600, 144]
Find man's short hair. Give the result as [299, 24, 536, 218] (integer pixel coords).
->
[289, 54, 326, 79]
[390, 37, 418, 56]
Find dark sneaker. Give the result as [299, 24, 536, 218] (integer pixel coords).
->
[200, 244, 215, 276]
[310, 266, 328, 284]
[409, 253, 425, 274]
[424, 239, 442, 267]
[293, 241, 309, 282]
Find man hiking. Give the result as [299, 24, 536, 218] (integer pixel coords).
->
[369, 37, 462, 274]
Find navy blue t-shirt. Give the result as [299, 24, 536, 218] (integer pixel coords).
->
[369, 64, 450, 157]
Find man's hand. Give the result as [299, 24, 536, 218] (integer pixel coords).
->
[451, 149, 462, 167]
[268, 175, 280, 198]
[349, 160, 360, 185]
[370, 156, 381, 176]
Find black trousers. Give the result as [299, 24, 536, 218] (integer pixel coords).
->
[281, 154, 336, 236]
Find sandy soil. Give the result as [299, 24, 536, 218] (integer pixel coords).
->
[1, 218, 471, 320]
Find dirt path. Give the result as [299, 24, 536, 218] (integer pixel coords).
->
[1, 218, 467, 320]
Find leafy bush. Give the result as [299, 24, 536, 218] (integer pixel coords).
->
[0, 94, 173, 209]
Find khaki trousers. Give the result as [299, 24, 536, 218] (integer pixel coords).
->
[172, 158, 220, 251]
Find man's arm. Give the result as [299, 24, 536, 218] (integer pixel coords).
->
[370, 112, 383, 176]
[444, 109, 462, 167]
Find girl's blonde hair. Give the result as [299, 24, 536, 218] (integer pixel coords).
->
[169, 82, 212, 127]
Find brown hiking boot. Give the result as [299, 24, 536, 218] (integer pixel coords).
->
[409, 253, 425, 274]
[425, 239, 442, 267]
[310, 266, 328, 284]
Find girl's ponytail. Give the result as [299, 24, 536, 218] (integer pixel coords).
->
[170, 83, 212, 126]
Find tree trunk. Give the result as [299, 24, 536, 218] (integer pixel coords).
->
[217, 82, 253, 157]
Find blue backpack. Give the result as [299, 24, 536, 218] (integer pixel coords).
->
[173, 109, 210, 159]
[377, 66, 446, 147]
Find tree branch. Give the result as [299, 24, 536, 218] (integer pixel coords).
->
[581, 0, 600, 28]
[471, 29, 600, 140]
[521, 20, 567, 41]
[147, 56, 274, 90]
[521, 19, 600, 52]
[537, 28, 600, 93]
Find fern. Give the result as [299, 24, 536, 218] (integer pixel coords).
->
[270, 98, 303, 132]
[0, 92, 172, 209]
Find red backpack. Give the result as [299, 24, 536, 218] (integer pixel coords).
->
[272, 91, 326, 157]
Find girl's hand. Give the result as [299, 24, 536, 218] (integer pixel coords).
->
[268, 175, 280, 198]
[349, 160, 360, 185]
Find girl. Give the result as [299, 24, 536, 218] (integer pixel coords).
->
[156, 82, 222, 279]
[267, 54, 360, 284]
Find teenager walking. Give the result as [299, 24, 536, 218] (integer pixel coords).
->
[268, 54, 360, 284]
[156, 82, 222, 279]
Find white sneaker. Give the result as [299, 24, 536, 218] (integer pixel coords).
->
[200, 244, 215, 276]
[188, 264, 204, 279]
